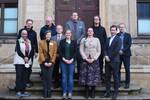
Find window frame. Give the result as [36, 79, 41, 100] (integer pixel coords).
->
[0, 0, 18, 38]
[137, 0, 150, 36]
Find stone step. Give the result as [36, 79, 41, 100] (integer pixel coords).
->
[1, 64, 150, 73]
[0, 88, 147, 100]
[1, 95, 147, 100]
[8, 83, 142, 94]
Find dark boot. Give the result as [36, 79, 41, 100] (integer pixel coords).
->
[43, 90, 47, 98]
[91, 86, 95, 98]
[85, 85, 89, 98]
[47, 90, 51, 98]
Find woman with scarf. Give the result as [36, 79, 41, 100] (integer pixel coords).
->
[14, 29, 34, 98]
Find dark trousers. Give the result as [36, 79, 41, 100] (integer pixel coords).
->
[99, 54, 104, 79]
[41, 64, 53, 92]
[119, 56, 130, 85]
[76, 48, 82, 78]
[53, 57, 60, 85]
[105, 62, 119, 94]
[26, 66, 32, 83]
[26, 58, 33, 83]
[15, 64, 27, 92]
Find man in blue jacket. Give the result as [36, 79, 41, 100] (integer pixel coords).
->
[40, 16, 56, 40]
[118, 23, 132, 89]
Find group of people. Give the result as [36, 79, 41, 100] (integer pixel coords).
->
[13, 12, 132, 100]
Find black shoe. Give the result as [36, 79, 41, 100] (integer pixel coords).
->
[47, 90, 52, 98]
[43, 90, 48, 98]
[91, 86, 95, 98]
[104, 92, 111, 97]
[85, 86, 89, 98]
[53, 83, 59, 89]
[118, 83, 121, 88]
[112, 93, 117, 100]
[124, 84, 129, 89]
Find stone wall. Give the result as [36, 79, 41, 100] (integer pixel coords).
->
[0, 0, 150, 67]
[131, 43, 150, 65]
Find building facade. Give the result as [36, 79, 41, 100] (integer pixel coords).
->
[0, 0, 150, 87]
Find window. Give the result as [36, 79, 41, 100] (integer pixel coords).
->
[137, 0, 150, 35]
[0, 0, 18, 37]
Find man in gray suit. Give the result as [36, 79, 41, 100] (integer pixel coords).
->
[66, 12, 85, 44]
[66, 12, 85, 79]
[52, 25, 65, 88]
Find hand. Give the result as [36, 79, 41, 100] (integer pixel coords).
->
[48, 63, 52, 67]
[85, 58, 93, 63]
[44, 62, 52, 67]
[68, 59, 74, 64]
[44, 62, 49, 67]
[35, 53, 38, 58]
[24, 57, 29, 63]
[85, 58, 90, 63]
[62, 57, 69, 64]
[88, 59, 94, 63]
[65, 60, 71, 64]
[119, 50, 123, 55]
[105, 56, 110, 62]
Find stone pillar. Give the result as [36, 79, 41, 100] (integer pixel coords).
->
[25, 0, 45, 35]
[44, 0, 55, 23]
[18, 0, 26, 30]
[99, 0, 107, 31]
[100, 0, 136, 37]
[128, 0, 137, 37]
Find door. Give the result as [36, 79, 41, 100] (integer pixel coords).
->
[55, 0, 99, 30]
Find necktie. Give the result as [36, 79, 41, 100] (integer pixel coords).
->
[25, 40, 29, 56]
[120, 33, 124, 49]
[73, 22, 77, 40]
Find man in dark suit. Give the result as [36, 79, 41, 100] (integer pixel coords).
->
[51, 25, 65, 88]
[104, 25, 121, 99]
[118, 23, 132, 89]
[66, 12, 85, 79]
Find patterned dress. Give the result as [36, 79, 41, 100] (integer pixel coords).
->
[79, 60, 100, 86]
[79, 37, 101, 86]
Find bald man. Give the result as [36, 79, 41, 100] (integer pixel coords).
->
[40, 16, 57, 40]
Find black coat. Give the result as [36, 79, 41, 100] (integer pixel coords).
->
[59, 39, 77, 61]
[40, 24, 57, 40]
[18, 26, 38, 53]
[117, 32, 132, 56]
[105, 35, 121, 62]
[92, 25, 107, 55]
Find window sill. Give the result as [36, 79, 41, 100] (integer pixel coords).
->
[132, 37, 150, 44]
[0, 36, 17, 44]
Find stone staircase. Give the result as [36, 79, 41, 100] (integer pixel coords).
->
[0, 61, 144, 99]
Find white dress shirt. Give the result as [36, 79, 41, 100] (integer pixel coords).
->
[109, 35, 116, 46]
